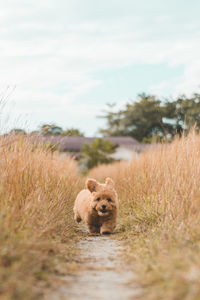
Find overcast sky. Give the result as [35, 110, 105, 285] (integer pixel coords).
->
[0, 0, 200, 135]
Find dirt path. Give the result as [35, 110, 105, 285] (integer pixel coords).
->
[50, 228, 139, 300]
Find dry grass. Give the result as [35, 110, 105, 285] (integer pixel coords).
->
[2, 131, 200, 300]
[89, 131, 200, 300]
[0, 135, 83, 300]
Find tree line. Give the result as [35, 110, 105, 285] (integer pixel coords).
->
[7, 92, 200, 170]
[100, 93, 200, 143]
[9, 125, 84, 137]
[9, 92, 200, 143]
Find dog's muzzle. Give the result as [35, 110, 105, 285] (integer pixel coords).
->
[100, 204, 107, 213]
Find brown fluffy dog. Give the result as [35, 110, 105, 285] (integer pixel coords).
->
[73, 177, 118, 234]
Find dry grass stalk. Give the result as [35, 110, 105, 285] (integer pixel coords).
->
[0, 135, 83, 299]
[89, 130, 200, 300]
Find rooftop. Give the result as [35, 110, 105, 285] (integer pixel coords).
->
[30, 136, 143, 152]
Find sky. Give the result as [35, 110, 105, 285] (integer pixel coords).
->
[0, 0, 200, 136]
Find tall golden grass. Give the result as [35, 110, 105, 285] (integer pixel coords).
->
[2, 131, 200, 299]
[89, 131, 200, 300]
[0, 135, 83, 300]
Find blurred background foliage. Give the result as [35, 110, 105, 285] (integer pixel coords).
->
[99, 93, 200, 143]
[80, 138, 116, 171]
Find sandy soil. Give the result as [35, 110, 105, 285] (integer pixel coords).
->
[50, 229, 139, 300]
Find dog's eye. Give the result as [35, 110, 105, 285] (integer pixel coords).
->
[107, 198, 112, 202]
[96, 197, 101, 201]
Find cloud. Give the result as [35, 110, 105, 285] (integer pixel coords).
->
[0, 0, 200, 134]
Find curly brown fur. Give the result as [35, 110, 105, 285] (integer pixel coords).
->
[73, 177, 119, 234]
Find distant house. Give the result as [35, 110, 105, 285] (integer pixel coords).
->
[30, 135, 145, 161]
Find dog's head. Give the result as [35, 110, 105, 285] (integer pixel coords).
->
[86, 177, 118, 217]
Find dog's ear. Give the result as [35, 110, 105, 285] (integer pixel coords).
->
[86, 178, 99, 192]
[105, 177, 114, 188]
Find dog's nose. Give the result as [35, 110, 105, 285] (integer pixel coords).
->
[102, 205, 106, 210]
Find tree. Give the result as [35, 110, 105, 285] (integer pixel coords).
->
[80, 138, 116, 170]
[122, 94, 168, 141]
[164, 94, 200, 136]
[61, 128, 84, 136]
[39, 124, 63, 136]
[9, 128, 26, 135]
[98, 103, 125, 137]
[100, 94, 170, 142]
[38, 124, 84, 136]
[99, 93, 200, 142]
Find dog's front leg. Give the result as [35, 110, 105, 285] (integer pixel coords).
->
[88, 224, 100, 234]
[100, 221, 116, 235]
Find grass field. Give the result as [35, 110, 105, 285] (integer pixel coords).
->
[89, 131, 200, 300]
[0, 135, 83, 300]
[2, 131, 200, 300]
